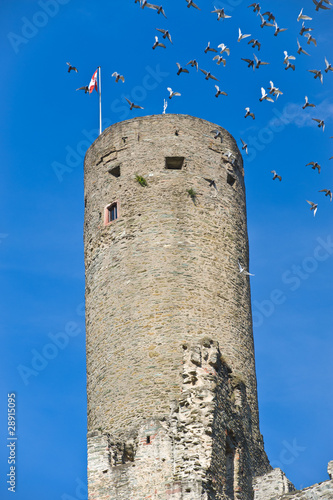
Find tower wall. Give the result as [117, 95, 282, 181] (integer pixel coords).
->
[84, 114, 270, 498]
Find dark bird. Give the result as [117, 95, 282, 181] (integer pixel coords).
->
[186, 59, 199, 71]
[186, 0, 201, 9]
[299, 22, 313, 36]
[306, 161, 321, 173]
[150, 4, 167, 17]
[124, 97, 144, 110]
[248, 38, 261, 50]
[156, 28, 172, 43]
[176, 62, 189, 75]
[313, 0, 332, 11]
[245, 107, 255, 119]
[259, 13, 273, 27]
[312, 118, 325, 131]
[248, 3, 261, 13]
[271, 170, 282, 181]
[262, 11, 275, 22]
[66, 62, 78, 73]
[200, 68, 219, 81]
[76, 86, 88, 93]
[306, 200, 318, 216]
[241, 57, 255, 71]
[308, 69, 323, 83]
[319, 189, 332, 201]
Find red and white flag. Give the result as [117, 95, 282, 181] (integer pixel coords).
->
[88, 69, 98, 93]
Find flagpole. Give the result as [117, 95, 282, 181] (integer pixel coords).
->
[98, 66, 102, 136]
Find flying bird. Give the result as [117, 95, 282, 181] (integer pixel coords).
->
[215, 85, 228, 97]
[211, 129, 223, 142]
[306, 200, 318, 216]
[240, 138, 248, 155]
[156, 28, 172, 43]
[271, 170, 282, 181]
[248, 39, 261, 50]
[268, 81, 283, 99]
[299, 22, 313, 36]
[203, 178, 217, 188]
[283, 52, 296, 71]
[204, 41, 217, 53]
[152, 36, 166, 49]
[213, 55, 227, 66]
[261, 11, 275, 22]
[66, 62, 78, 73]
[76, 86, 89, 93]
[241, 57, 255, 70]
[312, 118, 325, 131]
[304, 33, 317, 46]
[245, 107, 255, 119]
[303, 96, 316, 109]
[211, 7, 231, 20]
[254, 53, 269, 69]
[150, 4, 167, 17]
[297, 39, 310, 56]
[238, 260, 255, 276]
[325, 57, 333, 72]
[238, 28, 251, 42]
[248, 3, 261, 13]
[124, 97, 144, 110]
[273, 21, 287, 36]
[176, 62, 189, 75]
[218, 43, 230, 55]
[260, 87, 274, 102]
[186, 0, 201, 9]
[313, 0, 332, 11]
[186, 59, 199, 71]
[111, 72, 125, 83]
[318, 189, 332, 201]
[200, 68, 219, 81]
[306, 161, 321, 173]
[308, 69, 323, 83]
[297, 8, 312, 21]
[167, 87, 181, 99]
[259, 13, 273, 27]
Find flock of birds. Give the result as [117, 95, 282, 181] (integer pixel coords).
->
[68, 0, 332, 222]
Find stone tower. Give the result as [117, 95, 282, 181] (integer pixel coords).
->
[84, 114, 271, 499]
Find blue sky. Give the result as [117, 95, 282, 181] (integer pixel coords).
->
[0, 1, 332, 499]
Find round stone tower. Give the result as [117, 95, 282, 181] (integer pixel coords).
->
[84, 114, 270, 500]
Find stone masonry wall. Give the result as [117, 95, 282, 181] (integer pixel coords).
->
[87, 339, 269, 499]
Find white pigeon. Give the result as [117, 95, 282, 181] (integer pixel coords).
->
[325, 57, 333, 72]
[303, 96, 316, 109]
[259, 87, 274, 102]
[218, 43, 230, 55]
[238, 260, 255, 276]
[238, 28, 251, 42]
[167, 87, 181, 99]
[297, 8, 312, 21]
[211, 7, 231, 20]
[297, 39, 310, 56]
[268, 81, 283, 99]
